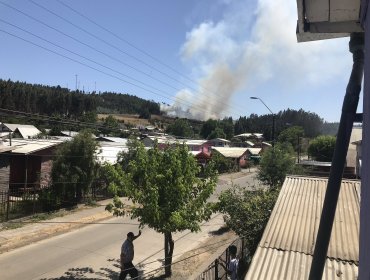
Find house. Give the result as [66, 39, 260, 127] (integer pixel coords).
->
[246, 176, 359, 279]
[0, 146, 17, 192]
[346, 127, 362, 176]
[3, 139, 63, 190]
[193, 150, 211, 167]
[0, 123, 41, 139]
[96, 142, 128, 165]
[232, 133, 265, 147]
[211, 147, 261, 168]
[96, 136, 128, 144]
[261, 141, 272, 152]
[207, 138, 231, 147]
[141, 135, 176, 149]
[60, 130, 79, 137]
[180, 139, 211, 152]
[352, 140, 362, 178]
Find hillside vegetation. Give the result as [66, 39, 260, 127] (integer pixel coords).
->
[0, 79, 160, 120]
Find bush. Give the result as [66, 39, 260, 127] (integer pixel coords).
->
[308, 135, 336, 162]
[216, 186, 279, 257]
[258, 143, 299, 188]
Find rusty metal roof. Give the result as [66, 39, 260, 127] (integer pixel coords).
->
[246, 176, 360, 279]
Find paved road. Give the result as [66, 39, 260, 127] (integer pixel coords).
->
[0, 170, 259, 280]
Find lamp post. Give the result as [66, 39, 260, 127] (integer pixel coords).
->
[250, 97, 275, 147]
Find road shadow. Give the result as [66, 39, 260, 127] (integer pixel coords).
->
[209, 226, 230, 236]
[38, 258, 146, 280]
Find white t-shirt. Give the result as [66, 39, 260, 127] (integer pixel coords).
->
[121, 239, 134, 263]
[228, 258, 239, 280]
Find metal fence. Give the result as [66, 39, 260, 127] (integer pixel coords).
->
[0, 183, 111, 222]
[0, 188, 44, 222]
[195, 238, 249, 280]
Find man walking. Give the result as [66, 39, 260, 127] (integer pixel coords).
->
[120, 230, 141, 280]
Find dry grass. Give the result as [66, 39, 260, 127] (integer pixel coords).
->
[97, 114, 151, 126]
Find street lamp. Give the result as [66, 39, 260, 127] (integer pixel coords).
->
[250, 97, 275, 147]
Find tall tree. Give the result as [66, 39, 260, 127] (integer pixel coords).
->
[278, 126, 304, 152]
[307, 135, 336, 162]
[101, 115, 120, 136]
[105, 141, 218, 276]
[52, 130, 99, 204]
[200, 119, 218, 139]
[258, 143, 297, 188]
[166, 118, 193, 137]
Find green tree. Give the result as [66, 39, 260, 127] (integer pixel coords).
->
[166, 118, 193, 137]
[278, 126, 304, 152]
[200, 119, 218, 139]
[216, 186, 279, 257]
[207, 127, 226, 140]
[258, 143, 297, 187]
[101, 115, 120, 136]
[308, 135, 336, 161]
[51, 130, 99, 204]
[105, 141, 218, 276]
[211, 151, 237, 173]
[219, 117, 234, 139]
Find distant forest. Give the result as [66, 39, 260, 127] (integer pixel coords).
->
[0, 79, 160, 119]
[0, 79, 339, 138]
[234, 109, 339, 140]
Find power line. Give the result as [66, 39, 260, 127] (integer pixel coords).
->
[52, 0, 247, 116]
[0, 27, 223, 117]
[0, 0, 246, 117]
[0, 19, 213, 115]
[55, 0, 200, 87]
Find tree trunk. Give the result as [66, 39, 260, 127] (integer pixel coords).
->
[164, 232, 174, 277]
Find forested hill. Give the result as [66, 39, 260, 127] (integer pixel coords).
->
[0, 79, 160, 117]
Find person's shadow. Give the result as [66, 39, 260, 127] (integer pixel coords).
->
[38, 257, 145, 279]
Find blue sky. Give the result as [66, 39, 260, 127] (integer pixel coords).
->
[0, 0, 359, 122]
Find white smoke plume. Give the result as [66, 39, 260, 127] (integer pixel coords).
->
[169, 0, 349, 120]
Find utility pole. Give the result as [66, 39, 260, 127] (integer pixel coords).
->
[75, 74, 78, 91]
[250, 97, 275, 147]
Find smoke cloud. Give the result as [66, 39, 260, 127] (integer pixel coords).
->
[167, 0, 349, 120]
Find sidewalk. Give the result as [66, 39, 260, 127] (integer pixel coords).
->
[0, 198, 119, 254]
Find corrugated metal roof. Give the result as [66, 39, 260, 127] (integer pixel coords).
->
[247, 148, 261, 156]
[180, 139, 208, 145]
[212, 147, 248, 158]
[260, 176, 360, 261]
[11, 142, 60, 154]
[235, 133, 253, 138]
[61, 131, 79, 137]
[246, 141, 255, 146]
[96, 145, 128, 164]
[2, 139, 63, 154]
[246, 248, 358, 280]
[262, 141, 272, 146]
[15, 127, 41, 139]
[246, 176, 360, 279]
[209, 138, 231, 143]
[97, 136, 128, 143]
[2, 123, 37, 132]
